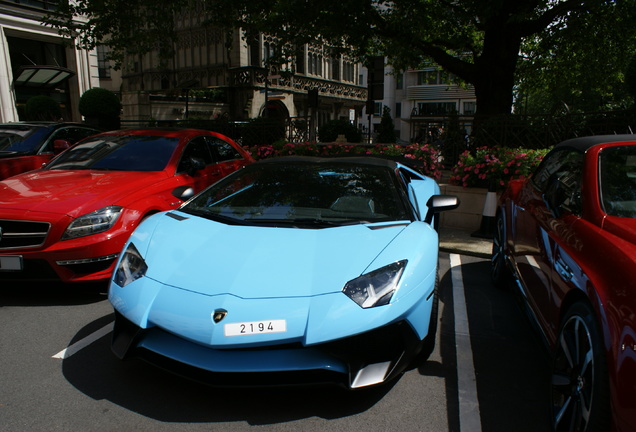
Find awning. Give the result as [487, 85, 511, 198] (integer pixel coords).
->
[13, 65, 75, 89]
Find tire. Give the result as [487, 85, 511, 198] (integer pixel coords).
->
[551, 302, 610, 432]
[490, 212, 510, 289]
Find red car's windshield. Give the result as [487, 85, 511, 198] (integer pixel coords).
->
[47, 135, 180, 171]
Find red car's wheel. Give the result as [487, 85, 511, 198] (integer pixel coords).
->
[490, 212, 510, 289]
[551, 302, 610, 432]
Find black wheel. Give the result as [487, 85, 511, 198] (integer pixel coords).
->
[490, 212, 510, 289]
[551, 302, 610, 432]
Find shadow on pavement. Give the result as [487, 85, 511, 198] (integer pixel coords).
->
[61, 317, 395, 425]
[0, 280, 107, 307]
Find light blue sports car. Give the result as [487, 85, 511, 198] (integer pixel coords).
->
[108, 156, 458, 389]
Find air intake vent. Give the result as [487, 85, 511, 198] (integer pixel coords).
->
[0, 220, 50, 249]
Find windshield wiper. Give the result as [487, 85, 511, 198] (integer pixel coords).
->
[180, 208, 245, 226]
[243, 218, 369, 228]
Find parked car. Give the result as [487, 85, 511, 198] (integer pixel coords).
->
[0, 128, 253, 284]
[108, 156, 459, 389]
[491, 135, 636, 432]
[0, 122, 100, 180]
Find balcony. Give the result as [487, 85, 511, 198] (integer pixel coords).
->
[229, 66, 367, 102]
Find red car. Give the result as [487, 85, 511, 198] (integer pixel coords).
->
[492, 135, 636, 432]
[0, 122, 100, 180]
[0, 128, 253, 284]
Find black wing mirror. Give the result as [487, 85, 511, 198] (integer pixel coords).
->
[172, 186, 196, 201]
[425, 195, 460, 224]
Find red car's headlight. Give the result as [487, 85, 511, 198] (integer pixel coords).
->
[62, 206, 123, 240]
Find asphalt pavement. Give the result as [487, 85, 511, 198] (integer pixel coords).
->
[439, 227, 492, 259]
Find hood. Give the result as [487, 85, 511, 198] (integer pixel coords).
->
[0, 169, 168, 217]
[141, 212, 409, 299]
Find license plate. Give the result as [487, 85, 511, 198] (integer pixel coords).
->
[224, 319, 287, 337]
[0, 255, 23, 271]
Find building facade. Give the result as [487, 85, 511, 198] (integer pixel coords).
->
[360, 63, 477, 144]
[119, 4, 368, 135]
[0, 0, 112, 123]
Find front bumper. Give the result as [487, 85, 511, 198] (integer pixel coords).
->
[111, 310, 424, 389]
[0, 210, 140, 283]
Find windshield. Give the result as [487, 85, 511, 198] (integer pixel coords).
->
[0, 126, 46, 154]
[600, 145, 636, 218]
[183, 161, 411, 228]
[47, 135, 180, 171]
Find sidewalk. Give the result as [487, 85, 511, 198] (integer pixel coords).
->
[439, 227, 492, 259]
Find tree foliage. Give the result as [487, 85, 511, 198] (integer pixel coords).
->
[515, 0, 636, 114]
[45, 0, 635, 118]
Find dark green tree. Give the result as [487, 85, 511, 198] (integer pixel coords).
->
[45, 0, 636, 119]
[627, 54, 636, 106]
[515, 0, 636, 114]
[377, 106, 396, 144]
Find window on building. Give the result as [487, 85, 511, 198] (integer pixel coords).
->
[345, 62, 355, 82]
[295, 47, 305, 74]
[396, 73, 403, 90]
[308, 53, 322, 77]
[6, 0, 58, 10]
[463, 101, 476, 115]
[419, 71, 438, 85]
[417, 102, 457, 116]
[97, 45, 111, 79]
[374, 102, 382, 116]
[395, 102, 402, 118]
[332, 58, 340, 81]
[249, 38, 260, 67]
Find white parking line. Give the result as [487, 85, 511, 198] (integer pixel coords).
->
[52, 322, 114, 360]
[450, 253, 482, 432]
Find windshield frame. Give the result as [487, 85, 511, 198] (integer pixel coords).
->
[181, 160, 414, 228]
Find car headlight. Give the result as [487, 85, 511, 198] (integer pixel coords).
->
[113, 243, 148, 287]
[343, 260, 407, 308]
[62, 206, 123, 240]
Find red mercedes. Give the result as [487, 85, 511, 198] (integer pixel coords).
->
[492, 135, 636, 432]
[0, 128, 253, 284]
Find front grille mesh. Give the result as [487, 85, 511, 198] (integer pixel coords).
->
[0, 219, 50, 249]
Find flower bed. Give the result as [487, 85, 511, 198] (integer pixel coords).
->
[449, 146, 551, 189]
[245, 142, 551, 189]
[245, 142, 444, 180]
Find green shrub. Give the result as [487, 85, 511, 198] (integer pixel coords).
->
[25, 95, 61, 121]
[79, 88, 121, 118]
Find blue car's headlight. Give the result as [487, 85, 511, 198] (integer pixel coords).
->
[62, 206, 123, 240]
[343, 260, 407, 308]
[113, 243, 148, 287]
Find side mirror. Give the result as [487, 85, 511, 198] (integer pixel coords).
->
[172, 186, 196, 201]
[53, 139, 72, 154]
[425, 195, 460, 224]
